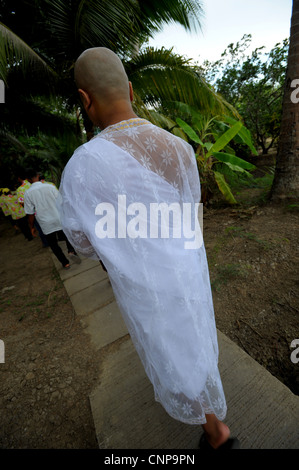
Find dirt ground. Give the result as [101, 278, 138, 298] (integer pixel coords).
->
[0, 177, 298, 448]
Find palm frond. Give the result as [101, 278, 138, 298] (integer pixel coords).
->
[45, 0, 144, 58]
[137, 0, 204, 34]
[128, 48, 239, 117]
[0, 22, 54, 84]
[0, 129, 27, 153]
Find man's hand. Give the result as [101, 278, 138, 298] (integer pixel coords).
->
[28, 214, 36, 237]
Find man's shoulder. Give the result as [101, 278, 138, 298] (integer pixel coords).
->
[65, 138, 110, 169]
[26, 182, 55, 195]
[72, 137, 106, 154]
[153, 124, 192, 147]
[63, 144, 85, 175]
[42, 181, 57, 189]
[66, 142, 89, 164]
[25, 182, 41, 193]
[24, 184, 38, 202]
[82, 135, 113, 153]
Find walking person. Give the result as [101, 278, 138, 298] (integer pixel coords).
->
[16, 172, 31, 203]
[24, 169, 80, 269]
[59, 47, 239, 449]
[16, 171, 49, 248]
[0, 188, 20, 234]
[4, 190, 33, 241]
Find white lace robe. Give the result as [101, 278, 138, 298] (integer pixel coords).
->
[58, 118, 227, 424]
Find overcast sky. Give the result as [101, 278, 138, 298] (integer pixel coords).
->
[148, 0, 293, 63]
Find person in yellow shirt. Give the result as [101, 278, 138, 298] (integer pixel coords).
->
[0, 189, 20, 234]
[5, 191, 33, 241]
[16, 174, 31, 206]
[0, 189, 12, 218]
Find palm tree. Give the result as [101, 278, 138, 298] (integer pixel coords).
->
[127, 47, 237, 117]
[0, 1, 221, 138]
[0, 22, 53, 84]
[1, 0, 240, 181]
[270, 0, 299, 202]
[1, 0, 204, 78]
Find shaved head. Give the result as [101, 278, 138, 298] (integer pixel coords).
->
[74, 47, 130, 102]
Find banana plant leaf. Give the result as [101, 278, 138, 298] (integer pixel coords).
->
[212, 151, 256, 170]
[214, 171, 237, 204]
[223, 115, 258, 155]
[206, 121, 243, 157]
[176, 117, 204, 145]
[218, 161, 253, 178]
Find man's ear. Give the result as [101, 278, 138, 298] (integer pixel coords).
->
[129, 82, 134, 102]
[78, 88, 91, 110]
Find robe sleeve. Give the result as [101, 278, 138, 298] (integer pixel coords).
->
[179, 139, 201, 204]
[58, 153, 99, 261]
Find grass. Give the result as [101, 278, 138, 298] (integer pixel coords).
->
[25, 296, 47, 307]
[211, 263, 245, 292]
[224, 225, 271, 249]
[285, 203, 299, 212]
[208, 219, 271, 292]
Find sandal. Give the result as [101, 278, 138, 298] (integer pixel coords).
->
[63, 264, 71, 269]
[199, 433, 240, 450]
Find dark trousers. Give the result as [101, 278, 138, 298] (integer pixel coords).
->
[16, 215, 33, 241]
[34, 219, 49, 247]
[45, 230, 75, 267]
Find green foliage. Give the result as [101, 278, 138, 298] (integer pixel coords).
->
[0, 130, 82, 188]
[0, 0, 234, 180]
[34, 132, 83, 185]
[224, 226, 271, 249]
[285, 203, 299, 212]
[213, 171, 237, 204]
[127, 46, 238, 117]
[0, 1, 209, 183]
[200, 34, 289, 154]
[175, 110, 257, 204]
[211, 263, 243, 292]
[214, 162, 275, 204]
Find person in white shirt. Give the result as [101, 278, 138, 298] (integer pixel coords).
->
[24, 169, 80, 269]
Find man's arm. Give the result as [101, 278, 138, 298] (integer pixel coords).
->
[24, 193, 37, 237]
[27, 214, 37, 237]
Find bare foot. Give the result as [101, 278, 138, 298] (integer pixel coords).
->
[204, 422, 231, 449]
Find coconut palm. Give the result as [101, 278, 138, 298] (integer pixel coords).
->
[0, 22, 54, 84]
[0, 0, 225, 137]
[0, 0, 203, 79]
[271, 0, 299, 201]
[0, 0, 210, 179]
[127, 47, 238, 117]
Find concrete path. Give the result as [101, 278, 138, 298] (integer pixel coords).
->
[52, 247, 299, 450]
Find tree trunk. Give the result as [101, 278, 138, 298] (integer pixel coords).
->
[270, 0, 299, 202]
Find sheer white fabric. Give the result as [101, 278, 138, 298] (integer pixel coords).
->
[58, 118, 227, 424]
